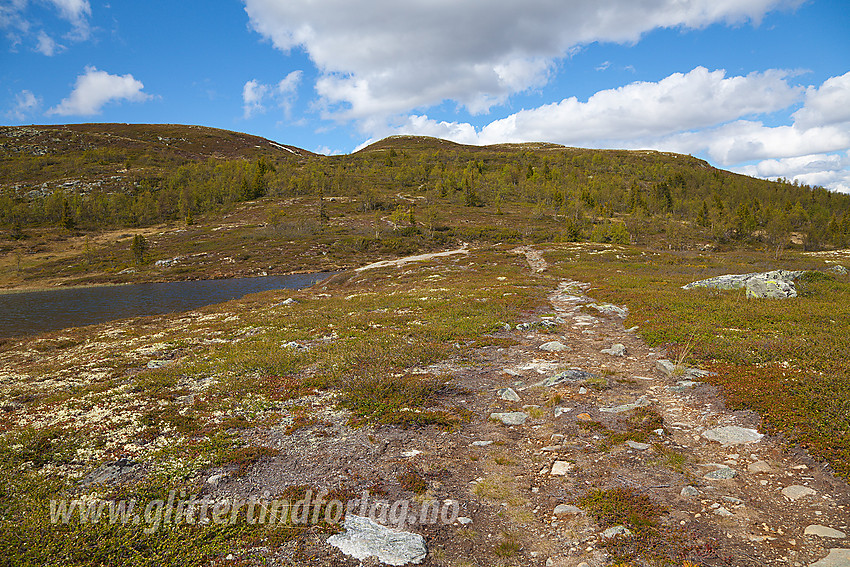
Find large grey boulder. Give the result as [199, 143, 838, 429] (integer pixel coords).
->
[683, 270, 803, 291]
[327, 514, 427, 565]
[746, 277, 797, 299]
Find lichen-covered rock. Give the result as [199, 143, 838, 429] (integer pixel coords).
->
[682, 270, 803, 291]
[490, 411, 528, 426]
[702, 426, 763, 446]
[327, 514, 427, 565]
[746, 277, 797, 299]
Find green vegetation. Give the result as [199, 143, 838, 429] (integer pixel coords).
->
[547, 245, 850, 478]
[4, 127, 850, 252]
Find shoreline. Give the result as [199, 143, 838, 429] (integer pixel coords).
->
[0, 266, 349, 295]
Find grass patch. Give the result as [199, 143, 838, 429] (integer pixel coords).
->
[397, 468, 428, 494]
[548, 245, 850, 479]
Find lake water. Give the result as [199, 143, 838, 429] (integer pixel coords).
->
[0, 273, 334, 339]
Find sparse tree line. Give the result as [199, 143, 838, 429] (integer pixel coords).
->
[2, 145, 850, 250]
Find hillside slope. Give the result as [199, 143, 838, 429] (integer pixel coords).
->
[2, 125, 850, 290]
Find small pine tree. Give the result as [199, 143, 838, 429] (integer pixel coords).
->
[131, 235, 148, 266]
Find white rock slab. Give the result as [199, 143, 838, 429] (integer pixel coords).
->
[540, 341, 570, 352]
[809, 549, 850, 567]
[550, 461, 574, 476]
[702, 426, 763, 446]
[327, 514, 427, 566]
[782, 485, 817, 501]
[490, 412, 528, 426]
[806, 525, 846, 538]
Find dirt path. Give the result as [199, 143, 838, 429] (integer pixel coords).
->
[355, 244, 469, 272]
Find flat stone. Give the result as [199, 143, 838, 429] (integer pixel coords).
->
[278, 298, 298, 306]
[490, 412, 528, 426]
[747, 460, 773, 474]
[401, 450, 422, 457]
[600, 397, 650, 414]
[327, 514, 427, 566]
[827, 265, 848, 275]
[600, 343, 627, 356]
[626, 440, 651, 450]
[588, 303, 628, 317]
[602, 525, 633, 539]
[457, 517, 473, 526]
[540, 341, 570, 352]
[680, 486, 700, 497]
[809, 549, 850, 567]
[554, 504, 582, 516]
[146, 359, 171, 369]
[497, 387, 521, 402]
[704, 467, 737, 480]
[806, 525, 847, 539]
[539, 369, 597, 387]
[713, 506, 734, 517]
[79, 458, 138, 486]
[702, 426, 763, 446]
[576, 413, 593, 421]
[782, 485, 817, 501]
[550, 461, 574, 476]
[471, 440, 493, 447]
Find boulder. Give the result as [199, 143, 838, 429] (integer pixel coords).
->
[497, 387, 521, 402]
[702, 426, 763, 446]
[327, 514, 427, 566]
[601, 343, 627, 356]
[554, 504, 583, 516]
[683, 270, 803, 291]
[539, 369, 597, 387]
[600, 397, 650, 414]
[602, 525, 632, 539]
[782, 485, 817, 501]
[539, 341, 570, 352]
[704, 467, 737, 480]
[79, 458, 138, 486]
[490, 412, 528, 426]
[746, 277, 797, 299]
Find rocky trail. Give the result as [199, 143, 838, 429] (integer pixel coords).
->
[3, 245, 850, 567]
[209, 250, 850, 566]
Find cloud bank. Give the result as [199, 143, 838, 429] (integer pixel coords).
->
[363, 69, 850, 193]
[244, 0, 800, 119]
[48, 67, 151, 116]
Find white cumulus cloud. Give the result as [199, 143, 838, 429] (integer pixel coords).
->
[244, 0, 800, 120]
[371, 68, 850, 193]
[6, 89, 42, 120]
[242, 70, 303, 119]
[1, 0, 91, 51]
[48, 67, 151, 116]
[477, 67, 802, 145]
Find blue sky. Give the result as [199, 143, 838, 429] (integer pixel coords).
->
[2, 0, 849, 191]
